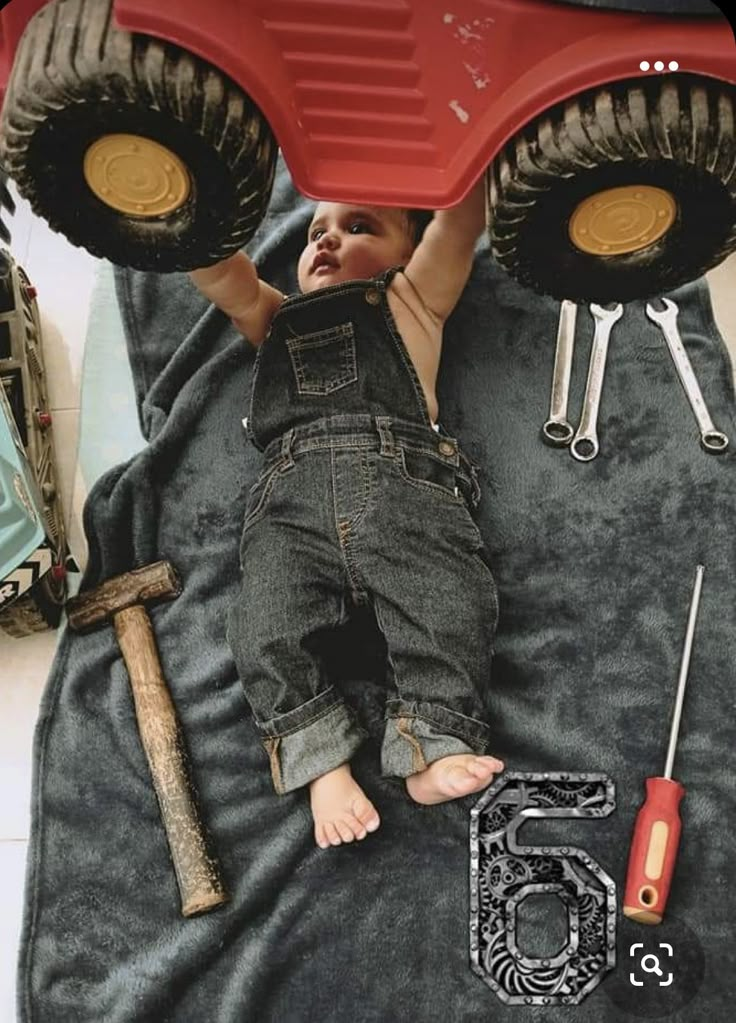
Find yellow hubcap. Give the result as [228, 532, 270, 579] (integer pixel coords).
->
[569, 185, 677, 256]
[83, 134, 190, 217]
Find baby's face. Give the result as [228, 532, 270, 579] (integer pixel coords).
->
[297, 203, 415, 293]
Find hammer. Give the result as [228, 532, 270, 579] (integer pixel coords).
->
[66, 561, 227, 917]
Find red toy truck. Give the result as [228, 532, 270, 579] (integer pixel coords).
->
[0, 0, 733, 302]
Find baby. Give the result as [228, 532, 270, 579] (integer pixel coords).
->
[190, 181, 504, 849]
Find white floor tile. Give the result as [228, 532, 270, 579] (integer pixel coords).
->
[0, 841, 29, 1023]
[0, 630, 56, 686]
[35, 310, 82, 415]
[0, 632, 56, 841]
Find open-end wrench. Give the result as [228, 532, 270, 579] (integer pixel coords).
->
[542, 300, 577, 447]
[570, 302, 624, 461]
[645, 298, 729, 455]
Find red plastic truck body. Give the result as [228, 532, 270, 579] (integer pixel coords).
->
[0, 0, 733, 208]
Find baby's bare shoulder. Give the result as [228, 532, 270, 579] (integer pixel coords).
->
[386, 273, 444, 364]
[388, 270, 441, 326]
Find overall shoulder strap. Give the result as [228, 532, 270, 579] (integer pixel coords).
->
[377, 265, 405, 289]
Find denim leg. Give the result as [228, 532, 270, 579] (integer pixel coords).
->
[357, 455, 499, 778]
[227, 459, 364, 794]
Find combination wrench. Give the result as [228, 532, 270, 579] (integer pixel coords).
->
[645, 298, 729, 454]
[542, 300, 577, 447]
[570, 302, 624, 461]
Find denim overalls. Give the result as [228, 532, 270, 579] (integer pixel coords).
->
[227, 267, 499, 793]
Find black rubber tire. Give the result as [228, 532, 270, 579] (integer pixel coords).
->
[0, 572, 65, 638]
[0, 0, 277, 271]
[489, 75, 736, 302]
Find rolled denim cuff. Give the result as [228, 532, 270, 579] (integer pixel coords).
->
[256, 687, 365, 794]
[381, 699, 490, 778]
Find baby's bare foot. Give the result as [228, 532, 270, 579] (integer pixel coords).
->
[405, 754, 504, 805]
[310, 763, 381, 849]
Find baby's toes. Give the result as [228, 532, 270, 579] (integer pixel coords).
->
[342, 812, 369, 841]
[335, 818, 356, 843]
[466, 758, 497, 780]
[352, 795, 381, 834]
[324, 822, 342, 847]
[315, 823, 330, 850]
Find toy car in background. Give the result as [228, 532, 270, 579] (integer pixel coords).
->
[0, 247, 70, 637]
[0, 0, 733, 304]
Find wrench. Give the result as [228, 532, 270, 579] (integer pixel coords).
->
[570, 302, 624, 461]
[645, 298, 729, 455]
[542, 300, 577, 447]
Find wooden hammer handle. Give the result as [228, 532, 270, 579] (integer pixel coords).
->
[113, 605, 227, 917]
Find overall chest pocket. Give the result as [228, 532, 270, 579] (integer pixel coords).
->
[286, 322, 357, 396]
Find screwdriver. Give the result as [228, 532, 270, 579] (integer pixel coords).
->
[623, 564, 704, 925]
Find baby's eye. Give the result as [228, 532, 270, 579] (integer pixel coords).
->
[311, 228, 325, 241]
[348, 221, 371, 234]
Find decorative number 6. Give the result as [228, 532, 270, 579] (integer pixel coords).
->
[470, 772, 617, 1006]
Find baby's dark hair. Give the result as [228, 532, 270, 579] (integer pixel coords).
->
[405, 208, 434, 247]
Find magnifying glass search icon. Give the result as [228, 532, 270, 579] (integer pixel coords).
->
[640, 954, 663, 977]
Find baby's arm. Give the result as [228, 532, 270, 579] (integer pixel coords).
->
[189, 251, 284, 347]
[403, 177, 486, 323]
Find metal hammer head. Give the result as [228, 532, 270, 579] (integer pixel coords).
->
[66, 561, 182, 632]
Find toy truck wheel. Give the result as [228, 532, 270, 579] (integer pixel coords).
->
[0, 571, 64, 638]
[0, 0, 276, 272]
[489, 75, 736, 303]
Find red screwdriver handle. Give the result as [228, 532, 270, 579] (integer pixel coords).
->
[623, 777, 685, 924]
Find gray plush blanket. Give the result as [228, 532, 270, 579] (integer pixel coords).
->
[19, 161, 736, 1022]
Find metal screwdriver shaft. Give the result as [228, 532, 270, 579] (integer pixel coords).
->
[664, 565, 704, 780]
[623, 565, 705, 924]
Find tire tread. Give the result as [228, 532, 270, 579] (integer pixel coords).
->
[0, 0, 275, 270]
[490, 74, 736, 300]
